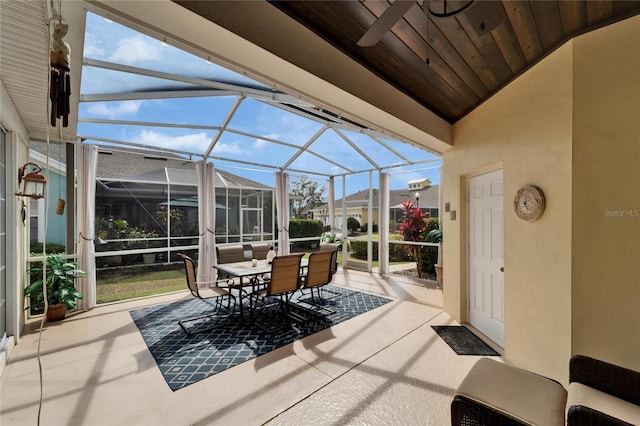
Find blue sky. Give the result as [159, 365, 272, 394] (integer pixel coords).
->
[78, 12, 441, 196]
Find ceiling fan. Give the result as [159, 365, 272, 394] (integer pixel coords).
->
[357, 0, 502, 47]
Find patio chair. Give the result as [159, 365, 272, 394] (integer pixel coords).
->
[249, 253, 304, 331]
[451, 355, 640, 426]
[320, 243, 339, 275]
[300, 250, 340, 312]
[567, 355, 640, 425]
[216, 244, 245, 264]
[250, 243, 272, 260]
[177, 253, 236, 335]
[216, 245, 246, 282]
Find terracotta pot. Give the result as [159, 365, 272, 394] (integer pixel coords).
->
[46, 304, 67, 322]
[434, 264, 444, 286]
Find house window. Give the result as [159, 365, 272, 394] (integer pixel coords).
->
[29, 198, 41, 243]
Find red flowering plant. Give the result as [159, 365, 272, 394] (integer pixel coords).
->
[398, 200, 428, 278]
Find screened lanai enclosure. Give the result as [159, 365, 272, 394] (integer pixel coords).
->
[25, 6, 442, 308]
[92, 148, 273, 267]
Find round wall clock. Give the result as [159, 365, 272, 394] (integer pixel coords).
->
[513, 185, 545, 222]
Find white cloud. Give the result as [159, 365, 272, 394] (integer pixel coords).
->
[131, 130, 248, 155]
[214, 140, 245, 155]
[84, 43, 105, 58]
[108, 35, 160, 64]
[83, 32, 105, 58]
[133, 130, 210, 151]
[252, 138, 268, 150]
[87, 101, 141, 119]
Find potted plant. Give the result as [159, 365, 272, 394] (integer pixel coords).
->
[426, 226, 443, 286]
[320, 232, 342, 251]
[25, 255, 86, 321]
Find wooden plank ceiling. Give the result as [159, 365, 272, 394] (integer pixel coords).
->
[265, 1, 640, 124]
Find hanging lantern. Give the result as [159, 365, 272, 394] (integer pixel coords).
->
[16, 163, 47, 199]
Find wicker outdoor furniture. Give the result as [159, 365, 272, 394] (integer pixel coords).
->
[451, 355, 640, 425]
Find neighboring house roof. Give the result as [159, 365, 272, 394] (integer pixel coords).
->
[389, 186, 439, 210]
[31, 144, 271, 190]
[312, 184, 440, 212]
[96, 149, 271, 190]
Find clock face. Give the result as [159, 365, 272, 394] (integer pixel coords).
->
[514, 185, 545, 222]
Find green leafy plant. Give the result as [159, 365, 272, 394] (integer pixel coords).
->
[322, 233, 345, 251]
[426, 228, 442, 243]
[95, 217, 160, 250]
[425, 218, 443, 279]
[25, 255, 86, 310]
[425, 217, 442, 249]
[155, 206, 184, 236]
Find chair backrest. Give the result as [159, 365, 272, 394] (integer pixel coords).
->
[251, 243, 272, 260]
[329, 249, 338, 275]
[178, 253, 199, 297]
[216, 245, 245, 264]
[304, 250, 334, 289]
[267, 254, 303, 296]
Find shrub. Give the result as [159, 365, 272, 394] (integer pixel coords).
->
[350, 240, 369, 259]
[389, 234, 410, 261]
[420, 246, 438, 275]
[289, 219, 323, 250]
[347, 217, 360, 233]
[289, 219, 323, 238]
[425, 217, 442, 243]
[360, 223, 379, 233]
[30, 242, 66, 255]
[350, 234, 409, 262]
[425, 217, 439, 234]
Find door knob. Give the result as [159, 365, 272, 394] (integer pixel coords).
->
[500, 267, 504, 272]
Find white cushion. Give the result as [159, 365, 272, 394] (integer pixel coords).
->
[567, 382, 640, 425]
[456, 358, 567, 426]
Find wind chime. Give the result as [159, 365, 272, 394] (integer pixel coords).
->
[49, 21, 71, 127]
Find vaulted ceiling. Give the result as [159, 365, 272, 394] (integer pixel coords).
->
[177, 0, 640, 124]
[2, 1, 639, 156]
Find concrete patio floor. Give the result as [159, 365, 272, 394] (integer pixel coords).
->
[1, 268, 499, 425]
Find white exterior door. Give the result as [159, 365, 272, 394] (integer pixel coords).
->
[468, 169, 504, 347]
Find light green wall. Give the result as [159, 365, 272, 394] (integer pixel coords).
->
[443, 15, 640, 383]
[571, 15, 640, 371]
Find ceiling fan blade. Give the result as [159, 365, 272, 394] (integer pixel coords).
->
[357, 1, 415, 47]
[465, 1, 505, 36]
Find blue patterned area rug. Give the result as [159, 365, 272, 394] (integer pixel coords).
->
[130, 285, 392, 391]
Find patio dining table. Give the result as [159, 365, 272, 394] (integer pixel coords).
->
[214, 258, 309, 322]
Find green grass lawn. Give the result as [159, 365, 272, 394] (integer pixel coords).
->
[96, 269, 186, 304]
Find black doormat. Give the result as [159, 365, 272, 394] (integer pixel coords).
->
[431, 325, 500, 356]
[130, 285, 391, 391]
